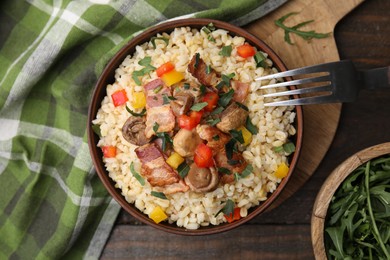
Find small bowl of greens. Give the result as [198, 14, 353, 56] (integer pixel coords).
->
[311, 142, 390, 259]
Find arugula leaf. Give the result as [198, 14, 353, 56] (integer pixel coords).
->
[325, 155, 390, 259]
[275, 12, 331, 45]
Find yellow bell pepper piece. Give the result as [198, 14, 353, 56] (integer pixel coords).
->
[149, 206, 168, 224]
[161, 69, 184, 86]
[237, 126, 252, 146]
[131, 91, 146, 109]
[166, 152, 185, 169]
[275, 162, 289, 179]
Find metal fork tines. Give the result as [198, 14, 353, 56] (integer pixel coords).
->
[255, 60, 358, 106]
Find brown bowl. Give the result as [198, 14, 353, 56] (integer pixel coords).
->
[311, 142, 390, 259]
[87, 18, 303, 235]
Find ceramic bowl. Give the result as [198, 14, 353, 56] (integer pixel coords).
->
[87, 18, 303, 235]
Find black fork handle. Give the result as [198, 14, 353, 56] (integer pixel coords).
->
[362, 66, 390, 90]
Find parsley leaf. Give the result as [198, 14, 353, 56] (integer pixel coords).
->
[216, 199, 235, 217]
[91, 124, 101, 137]
[130, 162, 145, 186]
[219, 45, 232, 57]
[151, 191, 168, 200]
[150, 36, 169, 49]
[177, 162, 190, 179]
[218, 89, 235, 107]
[132, 56, 156, 85]
[126, 106, 146, 117]
[191, 102, 208, 111]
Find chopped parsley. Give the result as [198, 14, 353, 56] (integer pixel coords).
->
[234, 164, 253, 181]
[177, 162, 190, 179]
[194, 53, 200, 69]
[218, 167, 231, 175]
[151, 191, 168, 200]
[206, 118, 221, 126]
[216, 199, 235, 217]
[245, 116, 258, 135]
[229, 129, 244, 144]
[91, 124, 101, 137]
[274, 142, 296, 155]
[130, 162, 145, 186]
[218, 89, 235, 107]
[201, 23, 216, 42]
[126, 106, 146, 117]
[190, 102, 208, 111]
[254, 51, 268, 68]
[150, 36, 169, 49]
[132, 56, 156, 85]
[206, 65, 212, 74]
[219, 45, 232, 57]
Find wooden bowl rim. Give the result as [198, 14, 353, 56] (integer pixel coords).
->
[87, 18, 303, 235]
[311, 142, 390, 259]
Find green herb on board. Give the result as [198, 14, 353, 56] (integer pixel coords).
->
[275, 12, 331, 45]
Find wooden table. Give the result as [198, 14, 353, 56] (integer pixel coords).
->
[101, 0, 390, 259]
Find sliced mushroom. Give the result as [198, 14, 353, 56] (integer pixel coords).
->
[173, 128, 202, 157]
[216, 102, 249, 133]
[170, 92, 194, 117]
[185, 164, 219, 192]
[122, 117, 150, 146]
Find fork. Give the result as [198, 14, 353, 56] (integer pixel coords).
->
[255, 60, 390, 106]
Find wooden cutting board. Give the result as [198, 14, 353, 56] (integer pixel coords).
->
[243, 0, 364, 208]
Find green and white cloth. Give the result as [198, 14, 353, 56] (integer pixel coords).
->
[0, 0, 275, 258]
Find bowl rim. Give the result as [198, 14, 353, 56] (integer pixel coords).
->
[311, 142, 390, 258]
[87, 18, 303, 235]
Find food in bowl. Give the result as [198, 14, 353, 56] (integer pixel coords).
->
[91, 23, 298, 230]
[324, 154, 390, 259]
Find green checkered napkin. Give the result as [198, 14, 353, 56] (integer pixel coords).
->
[0, 0, 272, 258]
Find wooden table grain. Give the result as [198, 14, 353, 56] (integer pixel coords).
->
[101, 0, 390, 259]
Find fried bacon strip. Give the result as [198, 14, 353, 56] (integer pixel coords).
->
[135, 143, 188, 194]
